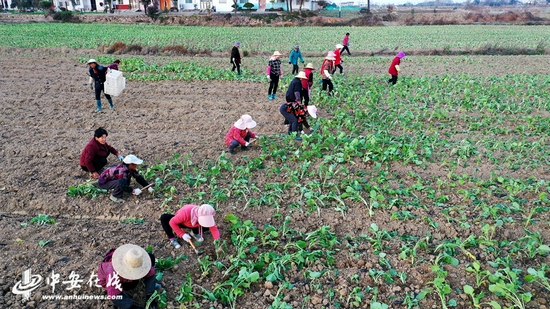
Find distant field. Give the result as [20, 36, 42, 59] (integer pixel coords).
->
[1, 23, 549, 52]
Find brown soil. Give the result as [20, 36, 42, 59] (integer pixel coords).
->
[1, 49, 549, 309]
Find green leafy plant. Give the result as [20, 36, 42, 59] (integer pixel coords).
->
[66, 181, 107, 198]
[155, 254, 188, 271]
[38, 240, 52, 247]
[146, 289, 167, 308]
[120, 218, 145, 224]
[29, 214, 56, 225]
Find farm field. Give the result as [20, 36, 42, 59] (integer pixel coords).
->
[0, 24, 549, 309]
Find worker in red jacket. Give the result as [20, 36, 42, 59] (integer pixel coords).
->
[388, 51, 405, 85]
[80, 127, 123, 179]
[332, 44, 344, 76]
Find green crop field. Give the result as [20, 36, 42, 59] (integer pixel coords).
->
[2, 22, 550, 309]
[1, 23, 549, 51]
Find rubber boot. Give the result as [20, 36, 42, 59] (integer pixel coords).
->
[272, 94, 277, 99]
[268, 94, 273, 100]
[107, 98, 114, 109]
[95, 100, 102, 113]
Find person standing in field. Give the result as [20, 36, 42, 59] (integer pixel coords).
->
[289, 45, 304, 75]
[266, 51, 283, 100]
[341, 33, 351, 56]
[332, 44, 344, 76]
[388, 51, 405, 85]
[301, 63, 315, 107]
[230, 42, 241, 76]
[87, 59, 114, 112]
[320, 52, 335, 95]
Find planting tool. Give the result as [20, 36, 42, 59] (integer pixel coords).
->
[186, 239, 202, 255]
[141, 183, 155, 191]
[249, 138, 258, 144]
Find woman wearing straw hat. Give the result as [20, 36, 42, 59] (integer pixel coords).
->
[289, 45, 305, 75]
[320, 52, 335, 95]
[224, 114, 258, 154]
[388, 51, 406, 85]
[332, 44, 345, 76]
[266, 51, 283, 100]
[230, 42, 242, 76]
[160, 204, 220, 250]
[98, 154, 154, 203]
[301, 63, 315, 107]
[280, 71, 309, 141]
[87, 59, 114, 112]
[97, 244, 159, 309]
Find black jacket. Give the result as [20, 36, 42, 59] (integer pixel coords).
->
[286, 78, 303, 102]
[89, 65, 109, 84]
[230, 47, 241, 63]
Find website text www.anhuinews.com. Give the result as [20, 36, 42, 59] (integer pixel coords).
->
[42, 294, 122, 300]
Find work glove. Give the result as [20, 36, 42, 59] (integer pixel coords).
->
[289, 62, 292, 64]
[148, 187, 154, 193]
[183, 233, 191, 242]
[231, 58, 235, 63]
[266, 75, 271, 82]
[245, 142, 250, 147]
[395, 65, 400, 72]
[328, 75, 333, 81]
[190, 232, 204, 242]
[89, 83, 94, 90]
[301, 61, 305, 64]
[255, 135, 260, 139]
[118, 155, 124, 161]
[132, 188, 142, 196]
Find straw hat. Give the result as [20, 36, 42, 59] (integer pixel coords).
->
[295, 71, 308, 79]
[112, 244, 151, 280]
[198, 204, 216, 227]
[272, 51, 282, 57]
[86, 59, 97, 65]
[305, 63, 315, 69]
[308, 105, 318, 119]
[336, 44, 344, 49]
[234, 114, 257, 130]
[123, 155, 143, 165]
[325, 52, 336, 61]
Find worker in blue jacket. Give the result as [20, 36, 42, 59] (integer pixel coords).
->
[289, 45, 305, 75]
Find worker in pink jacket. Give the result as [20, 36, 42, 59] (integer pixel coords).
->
[160, 204, 220, 250]
[224, 114, 258, 154]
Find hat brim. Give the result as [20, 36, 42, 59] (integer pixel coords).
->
[325, 57, 336, 60]
[111, 244, 151, 280]
[198, 215, 216, 228]
[308, 106, 318, 118]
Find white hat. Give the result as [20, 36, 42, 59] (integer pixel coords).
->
[86, 59, 97, 64]
[272, 51, 282, 57]
[198, 204, 216, 227]
[308, 105, 318, 118]
[336, 44, 344, 49]
[123, 155, 143, 165]
[234, 115, 257, 130]
[295, 71, 308, 79]
[112, 244, 151, 280]
[325, 52, 336, 61]
[305, 63, 315, 69]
